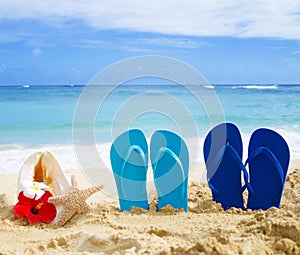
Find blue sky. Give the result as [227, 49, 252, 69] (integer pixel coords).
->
[0, 1, 300, 85]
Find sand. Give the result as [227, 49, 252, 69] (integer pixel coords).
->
[0, 160, 299, 255]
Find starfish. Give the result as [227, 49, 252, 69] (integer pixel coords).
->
[48, 175, 104, 227]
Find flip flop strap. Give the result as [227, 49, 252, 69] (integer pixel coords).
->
[120, 145, 147, 198]
[152, 147, 185, 201]
[207, 143, 251, 197]
[245, 146, 285, 201]
[246, 146, 285, 184]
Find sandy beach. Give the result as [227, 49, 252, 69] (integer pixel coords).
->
[2, 1, 300, 254]
[0, 160, 299, 255]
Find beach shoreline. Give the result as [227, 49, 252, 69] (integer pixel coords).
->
[0, 160, 299, 254]
[2, 159, 299, 202]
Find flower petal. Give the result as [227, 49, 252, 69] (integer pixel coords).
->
[23, 188, 36, 199]
[22, 180, 34, 188]
[13, 204, 30, 217]
[36, 182, 49, 190]
[17, 191, 33, 205]
[40, 191, 53, 202]
[18, 180, 34, 192]
[39, 202, 57, 223]
[35, 189, 45, 200]
[27, 211, 42, 223]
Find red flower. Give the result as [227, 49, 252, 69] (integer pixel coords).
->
[14, 190, 57, 223]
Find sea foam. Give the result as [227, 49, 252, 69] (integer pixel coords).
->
[231, 85, 278, 90]
[0, 128, 299, 175]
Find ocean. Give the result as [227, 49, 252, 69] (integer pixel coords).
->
[0, 84, 299, 173]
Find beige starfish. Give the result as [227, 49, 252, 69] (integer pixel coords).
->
[48, 175, 104, 227]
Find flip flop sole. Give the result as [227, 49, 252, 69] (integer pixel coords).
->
[247, 128, 290, 210]
[150, 130, 189, 212]
[110, 129, 149, 211]
[203, 123, 245, 209]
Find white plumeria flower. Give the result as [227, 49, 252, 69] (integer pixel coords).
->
[22, 181, 50, 200]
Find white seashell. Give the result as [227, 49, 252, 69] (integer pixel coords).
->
[17, 151, 71, 224]
[17, 151, 70, 196]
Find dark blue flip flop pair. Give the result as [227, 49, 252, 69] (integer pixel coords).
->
[204, 123, 290, 210]
[110, 129, 189, 212]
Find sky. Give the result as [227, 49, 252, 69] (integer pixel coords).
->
[0, 0, 300, 85]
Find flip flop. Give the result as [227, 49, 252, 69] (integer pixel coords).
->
[203, 123, 249, 210]
[110, 129, 149, 211]
[150, 130, 189, 212]
[246, 128, 290, 210]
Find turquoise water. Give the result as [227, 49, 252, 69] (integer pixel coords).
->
[0, 85, 80, 144]
[0, 84, 299, 147]
[216, 85, 300, 132]
[0, 83, 299, 173]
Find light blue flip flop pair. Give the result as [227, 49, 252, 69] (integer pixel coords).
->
[204, 123, 290, 210]
[110, 129, 189, 212]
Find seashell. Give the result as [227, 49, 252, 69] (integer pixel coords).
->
[17, 151, 70, 197]
[17, 151, 71, 224]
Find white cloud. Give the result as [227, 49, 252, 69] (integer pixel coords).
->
[1, 0, 300, 39]
[292, 50, 300, 55]
[133, 37, 208, 49]
[75, 37, 207, 51]
[32, 48, 42, 56]
[74, 39, 108, 48]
